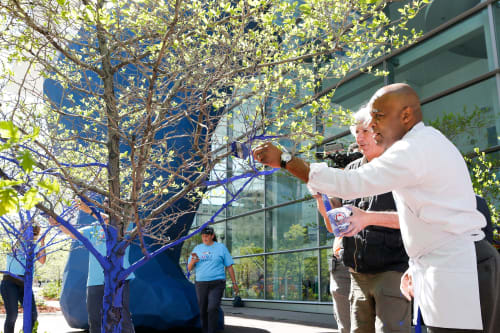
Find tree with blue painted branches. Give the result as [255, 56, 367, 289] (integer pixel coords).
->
[0, 0, 429, 332]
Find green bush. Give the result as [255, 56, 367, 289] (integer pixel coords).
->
[41, 280, 62, 300]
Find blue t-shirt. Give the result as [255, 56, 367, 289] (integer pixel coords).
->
[188, 242, 234, 282]
[5, 245, 40, 276]
[80, 223, 134, 287]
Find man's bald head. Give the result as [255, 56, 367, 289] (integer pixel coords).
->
[369, 83, 423, 149]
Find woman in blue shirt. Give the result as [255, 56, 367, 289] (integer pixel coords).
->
[188, 227, 238, 333]
[49, 199, 135, 333]
[1, 225, 46, 333]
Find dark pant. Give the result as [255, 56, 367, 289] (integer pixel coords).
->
[427, 239, 500, 333]
[86, 280, 135, 333]
[195, 280, 226, 333]
[0, 277, 37, 333]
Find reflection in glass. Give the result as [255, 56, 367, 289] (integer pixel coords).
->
[265, 170, 309, 207]
[266, 250, 319, 301]
[393, 11, 489, 101]
[227, 175, 264, 217]
[266, 200, 318, 252]
[196, 162, 228, 223]
[226, 212, 264, 257]
[320, 248, 333, 302]
[229, 257, 265, 299]
[423, 78, 499, 153]
[386, 0, 480, 36]
[495, 3, 500, 66]
[319, 213, 335, 247]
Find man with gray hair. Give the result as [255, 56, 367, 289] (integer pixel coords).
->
[315, 107, 410, 333]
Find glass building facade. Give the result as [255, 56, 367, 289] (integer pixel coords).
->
[182, 0, 500, 314]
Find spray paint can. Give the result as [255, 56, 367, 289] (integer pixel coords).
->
[326, 206, 352, 237]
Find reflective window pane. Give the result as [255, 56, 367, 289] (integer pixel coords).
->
[266, 200, 318, 252]
[265, 250, 319, 301]
[227, 175, 264, 217]
[319, 216, 335, 248]
[265, 171, 309, 207]
[320, 248, 333, 302]
[230, 256, 265, 299]
[321, 73, 384, 139]
[195, 198, 225, 225]
[393, 11, 490, 101]
[423, 78, 499, 153]
[387, 0, 480, 35]
[495, 2, 500, 65]
[226, 212, 264, 257]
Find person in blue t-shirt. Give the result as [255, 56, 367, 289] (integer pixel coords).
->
[49, 199, 135, 333]
[1, 225, 46, 333]
[188, 227, 239, 333]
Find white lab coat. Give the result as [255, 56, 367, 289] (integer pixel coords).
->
[307, 122, 485, 329]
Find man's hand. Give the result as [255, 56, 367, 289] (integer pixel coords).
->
[340, 206, 368, 237]
[233, 282, 239, 295]
[400, 269, 414, 301]
[252, 142, 282, 168]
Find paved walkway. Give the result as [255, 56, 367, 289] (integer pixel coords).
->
[0, 309, 338, 333]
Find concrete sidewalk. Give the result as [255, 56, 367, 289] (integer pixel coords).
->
[0, 309, 338, 333]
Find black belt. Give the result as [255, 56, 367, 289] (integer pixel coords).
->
[2, 274, 24, 286]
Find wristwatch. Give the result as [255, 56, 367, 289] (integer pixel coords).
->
[280, 150, 293, 169]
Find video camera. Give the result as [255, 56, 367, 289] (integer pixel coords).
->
[315, 142, 363, 169]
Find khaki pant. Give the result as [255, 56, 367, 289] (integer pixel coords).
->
[350, 270, 410, 333]
[330, 260, 351, 333]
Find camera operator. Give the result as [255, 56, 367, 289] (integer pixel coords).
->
[315, 107, 410, 333]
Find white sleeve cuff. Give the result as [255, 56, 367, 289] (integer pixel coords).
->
[307, 162, 329, 195]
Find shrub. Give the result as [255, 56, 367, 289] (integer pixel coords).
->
[41, 280, 61, 300]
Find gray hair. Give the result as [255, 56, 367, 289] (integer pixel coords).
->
[349, 106, 372, 137]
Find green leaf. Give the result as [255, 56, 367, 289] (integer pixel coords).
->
[21, 188, 42, 210]
[0, 188, 19, 216]
[0, 121, 20, 141]
[18, 150, 37, 173]
[299, 4, 311, 14]
[38, 179, 60, 194]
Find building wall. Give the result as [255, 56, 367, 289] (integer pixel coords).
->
[182, 0, 500, 313]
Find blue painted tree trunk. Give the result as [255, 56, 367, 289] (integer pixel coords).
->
[22, 257, 34, 333]
[22, 227, 36, 333]
[102, 225, 126, 333]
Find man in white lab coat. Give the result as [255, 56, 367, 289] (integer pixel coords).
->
[253, 83, 500, 332]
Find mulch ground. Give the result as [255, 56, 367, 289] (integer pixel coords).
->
[0, 300, 60, 313]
